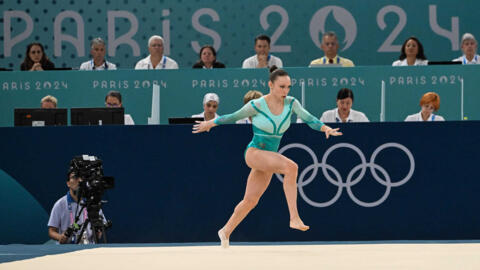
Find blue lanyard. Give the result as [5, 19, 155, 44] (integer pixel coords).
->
[463, 55, 478, 64]
[149, 56, 166, 69]
[91, 60, 108, 70]
[66, 191, 87, 243]
[258, 55, 271, 63]
[323, 56, 340, 64]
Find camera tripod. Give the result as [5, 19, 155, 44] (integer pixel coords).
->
[73, 202, 110, 244]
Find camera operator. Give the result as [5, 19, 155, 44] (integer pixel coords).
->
[47, 170, 105, 244]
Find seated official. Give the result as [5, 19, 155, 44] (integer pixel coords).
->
[41, 95, 58, 108]
[236, 90, 263, 124]
[452, 33, 480, 64]
[242, 34, 283, 68]
[105, 91, 135, 125]
[135, 35, 178, 69]
[192, 93, 220, 121]
[79, 37, 117, 70]
[192, 45, 225, 69]
[392, 37, 428, 66]
[319, 88, 368, 123]
[309, 31, 354, 67]
[405, 92, 445, 121]
[20, 43, 55, 71]
[48, 168, 105, 244]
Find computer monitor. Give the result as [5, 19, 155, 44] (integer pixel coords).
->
[70, 107, 124, 125]
[14, 108, 68, 126]
[168, 117, 204, 124]
[428, 61, 462, 65]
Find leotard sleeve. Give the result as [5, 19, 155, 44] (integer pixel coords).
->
[292, 98, 324, 131]
[214, 101, 258, 125]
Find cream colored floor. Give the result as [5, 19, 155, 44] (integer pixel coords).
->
[2, 243, 480, 270]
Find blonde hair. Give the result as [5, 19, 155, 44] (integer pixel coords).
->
[420, 92, 440, 111]
[41, 95, 57, 107]
[243, 90, 263, 104]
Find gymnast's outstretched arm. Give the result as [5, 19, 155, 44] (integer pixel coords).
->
[192, 101, 257, 133]
[292, 98, 342, 138]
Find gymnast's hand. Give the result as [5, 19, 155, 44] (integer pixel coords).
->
[192, 120, 216, 133]
[323, 126, 343, 139]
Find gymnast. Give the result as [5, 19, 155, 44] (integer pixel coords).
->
[193, 66, 342, 248]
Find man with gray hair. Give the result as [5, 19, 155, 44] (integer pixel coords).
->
[453, 33, 480, 64]
[79, 38, 117, 70]
[135, 35, 179, 69]
[309, 31, 354, 67]
[192, 93, 220, 121]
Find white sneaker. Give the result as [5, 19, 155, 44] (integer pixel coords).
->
[218, 228, 229, 248]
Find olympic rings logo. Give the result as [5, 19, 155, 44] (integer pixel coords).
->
[275, 143, 415, 208]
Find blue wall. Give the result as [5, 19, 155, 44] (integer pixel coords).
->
[1, 122, 479, 244]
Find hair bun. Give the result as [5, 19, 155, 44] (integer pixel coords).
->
[269, 65, 278, 73]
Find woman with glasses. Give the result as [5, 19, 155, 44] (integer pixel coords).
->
[20, 42, 55, 71]
[104, 90, 135, 125]
[191, 93, 220, 121]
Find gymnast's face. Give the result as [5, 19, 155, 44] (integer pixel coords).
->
[269, 75, 291, 99]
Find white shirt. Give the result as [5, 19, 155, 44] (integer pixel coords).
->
[79, 60, 117, 70]
[192, 112, 219, 120]
[404, 112, 445, 122]
[236, 118, 251, 124]
[452, 54, 480, 64]
[392, 59, 428, 66]
[242, 55, 283, 68]
[124, 114, 135, 125]
[319, 108, 369, 123]
[135, 55, 179, 69]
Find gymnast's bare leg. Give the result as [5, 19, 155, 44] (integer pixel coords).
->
[219, 147, 309, 245]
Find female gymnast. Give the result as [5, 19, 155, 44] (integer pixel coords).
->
[192, 67, 342, 248]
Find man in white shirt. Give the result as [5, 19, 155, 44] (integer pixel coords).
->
[192, 93, 220, 121]
[104, 91, 135, 125]
[79, 38, 117, 70]
[135, 35, 179, 69]
[48, 157, 106, 244]
[452, 33, 480, 64]
[242, 35, 283, 68]
[319, 88, 369, 123]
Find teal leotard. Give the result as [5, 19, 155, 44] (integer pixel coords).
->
[214, 96, 324, 152]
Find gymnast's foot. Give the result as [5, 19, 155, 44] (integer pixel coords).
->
[290, 218, 310, 231]
[218, 228, 229, 248]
